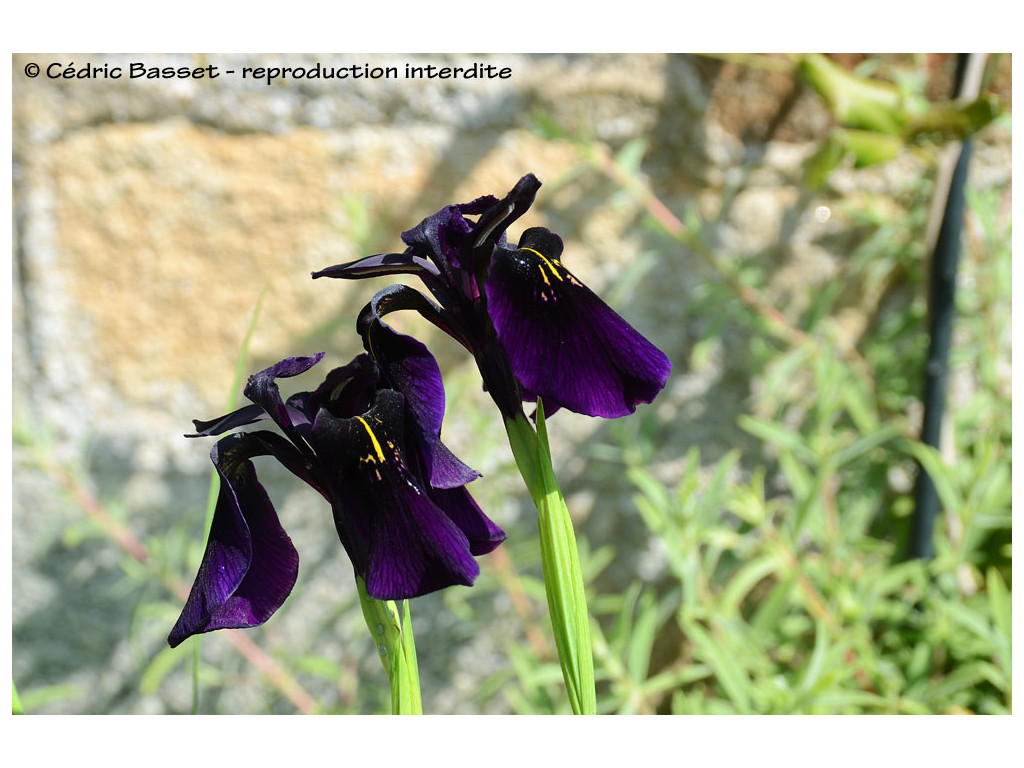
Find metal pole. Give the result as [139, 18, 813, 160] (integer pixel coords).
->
[907, 53, 982, 560]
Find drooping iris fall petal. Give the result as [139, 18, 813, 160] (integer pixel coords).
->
[169, 349, 503, 647]
[313, 173, 671, 422]
[168, 433, 300, 647]
[426, 484, 507, 557]
[311, 388, 483, 599]
[486, 227, 672, 418]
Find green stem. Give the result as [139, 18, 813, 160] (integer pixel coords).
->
[13, 680, 23, 715]
[505, 404, 597, 715]
[356, 577, 422, 715]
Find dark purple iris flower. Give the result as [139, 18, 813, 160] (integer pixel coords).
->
[312, 173, 671, 421]
[168, 337, 504, 648]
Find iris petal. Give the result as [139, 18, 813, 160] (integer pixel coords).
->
[468, 173, 541, 252]
[360, 483, 480, 599]
[359, 282, 471, 352]
[427, 484, 507, 556]
[311, 389, 481, 600]
[301, 354, 380, 422]
[365, 315, 446, 437]
[189, 355, 327, 440]
[358, 286, 480, 488]
[236, 429, 328, 499]
[189, 403, 269, 437]
[168, 434, 299, 647]
[401, 205, 475, 273]
[243, 353, 326, 439]
[311, 252, 440, 284]
[486, 227, 672, 418]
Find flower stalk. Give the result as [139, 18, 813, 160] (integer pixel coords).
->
[356, 577, 422, 715]
[505, 403, 596, 715]
[174, 173, 667, 714]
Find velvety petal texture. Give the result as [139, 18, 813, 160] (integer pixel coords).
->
[357, 287, 480, 489]
[312, 389, 483, 599]
[244, 352, 326, 442]
[426, 484, 507, 556]
[170, 348, 502, 647]
[168, 434, 300, 647]
[313, 173, 671, 422]
[486, 227, 672, 417]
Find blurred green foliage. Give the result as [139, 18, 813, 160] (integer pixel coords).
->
[481, 55, 1010, 714]
[797, 52, 1003, 185]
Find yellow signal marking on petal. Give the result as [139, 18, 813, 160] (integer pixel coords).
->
[522, 247, 564, 283]
[366, 321, 379, 362]
[356, 416, 386, 462]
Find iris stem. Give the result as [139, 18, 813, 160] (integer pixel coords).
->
[505, 404, 597, 715]
[356, 577, 423, 715]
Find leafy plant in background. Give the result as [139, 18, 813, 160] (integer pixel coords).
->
[795, 52, 1002, 186]
[510, 53, 1010, 714]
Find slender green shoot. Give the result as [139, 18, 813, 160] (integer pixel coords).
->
[356, 578, 423, 715]
[505, 402, 596, 715]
